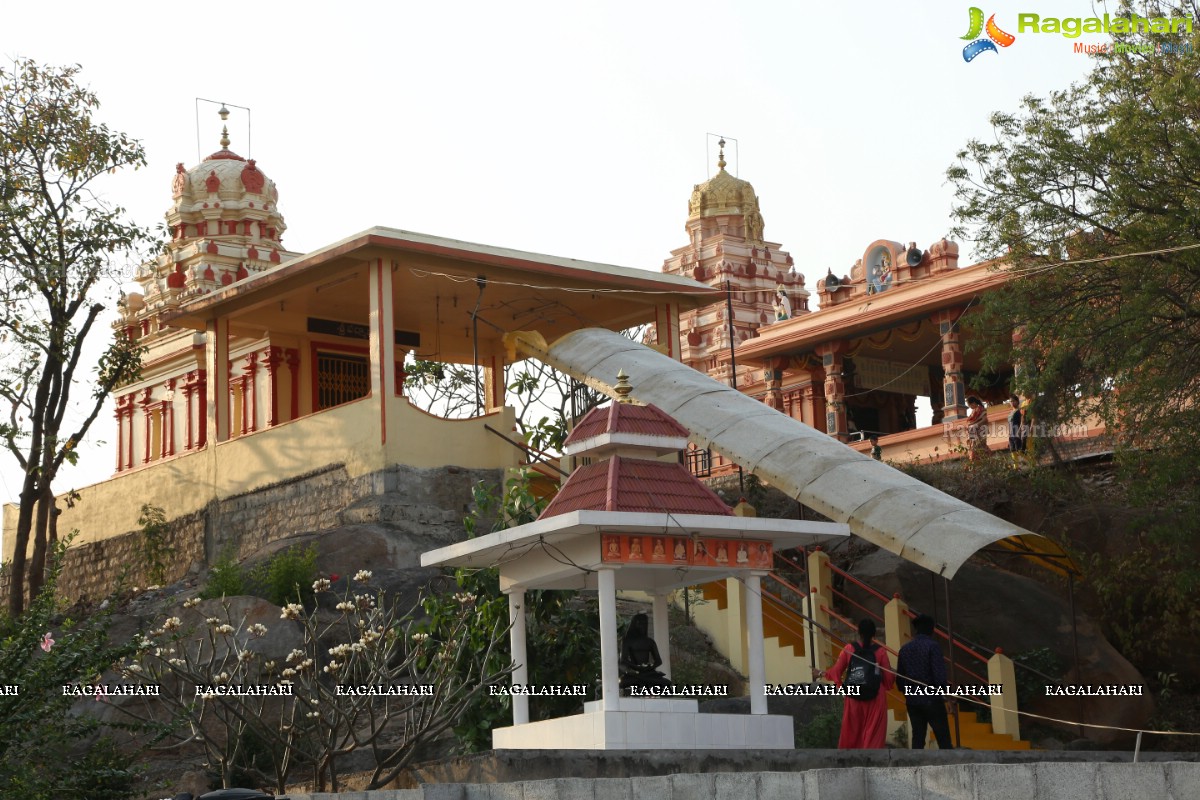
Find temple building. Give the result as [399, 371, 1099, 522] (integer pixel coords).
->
[650, 139, 808, 388]
[1, 112, 718, 580]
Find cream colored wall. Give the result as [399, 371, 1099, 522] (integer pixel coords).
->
[384, 395, 519, 472]
[3, 395, 521, 563]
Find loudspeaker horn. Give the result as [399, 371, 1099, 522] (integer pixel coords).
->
[906, 247, 924, 267]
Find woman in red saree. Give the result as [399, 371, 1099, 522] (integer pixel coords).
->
[824, 619, 894, 749]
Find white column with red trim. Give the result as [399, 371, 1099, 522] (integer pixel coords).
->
[205, 317, 230, 444]
[654, 300, 682, 362]
[368, 259, 396, 444]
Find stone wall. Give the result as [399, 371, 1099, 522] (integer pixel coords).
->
[288, 758, 1200, 800]
[6, 463, 503, 606]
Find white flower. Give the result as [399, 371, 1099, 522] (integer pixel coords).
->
[215, 624, 234, 635]
[264, 660, 277, 671]
[215, 672, 230, 684]
[168, 658, 186, 667]
[280, 603, 303, 620]
[329, 644, 351, 658]
[353, 570, 372, 582]
[248, 623, 268, 638]
[206, 617, 222, 626]
[312, 578, 331, 592]
[411, 632, 430, 643]
[335, 601, 355, 613]
[323, 661, 342, 674]
[286, 649, 304, 663]
[354, 593, 375, 610]
[238, 650, 255, 663]
[306, 711, 320, 719]
[146, 584, 161, 591]
[183, 597, 201, 608]
[124, 663, 143, 674]
[281, 668, 296, 678]
[138, 636, 154, 650]
[453, 592, 475, 606]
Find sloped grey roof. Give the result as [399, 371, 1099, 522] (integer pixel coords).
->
[511, 327, 1053, 578]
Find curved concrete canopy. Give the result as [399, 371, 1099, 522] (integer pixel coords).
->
[507, 327, 1067, 579]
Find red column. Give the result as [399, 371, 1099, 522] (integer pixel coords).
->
[285, 349, 300, 422]
[262, 346, 282, 427]
[815, 342, 847, 441]
[114, 396, 127, 472]
[241, 352, 258, 435]
[195, 370, 208, 448]
[140, 388, 153, 463]
[934, 308, 967, 421]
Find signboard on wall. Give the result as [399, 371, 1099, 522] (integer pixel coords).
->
[600, 534, 772, 569]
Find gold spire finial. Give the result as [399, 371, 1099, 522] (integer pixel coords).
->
[717, 138, 727, 171]
[218, 105, 231, 149]
[615, 370, 633, 403]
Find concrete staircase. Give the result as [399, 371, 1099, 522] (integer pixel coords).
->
[689, 578, 1033, 751]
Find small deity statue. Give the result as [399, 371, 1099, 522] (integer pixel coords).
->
[773, 286, 792, 321]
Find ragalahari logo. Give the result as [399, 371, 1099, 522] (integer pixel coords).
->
[962, 7, 1016, 61]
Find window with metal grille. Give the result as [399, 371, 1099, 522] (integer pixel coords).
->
[686, 446, 712, 478]
[316, 351, 370, 410]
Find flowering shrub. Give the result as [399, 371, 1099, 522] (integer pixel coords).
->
[0, 539, 142, 798]
[132, 571, 510, 792]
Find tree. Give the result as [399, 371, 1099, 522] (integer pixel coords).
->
[404, 324, 646, 455]
[947, 1, 1200, 667]
[948, 1, 1200, 486]
[0, 60, 150, 614]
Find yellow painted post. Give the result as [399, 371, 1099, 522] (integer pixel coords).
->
[725, 577, 747, 673]
[732, 499, 757, 517]
[807, 548, 833, 671]
[988, 647, 1020, 740]
[884, 595, 912, 653]
[884, 595, 913, 744]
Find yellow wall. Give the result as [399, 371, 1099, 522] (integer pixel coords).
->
[2, 396, 519, 563]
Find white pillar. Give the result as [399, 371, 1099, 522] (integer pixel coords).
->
[204, 317, 230, 444]
[744, 572, 768, 715]
[652, 591, 671, 680]
[598, 567, 620, 709]
[507, 589, 529, 725]
[368, 258, 396, 444]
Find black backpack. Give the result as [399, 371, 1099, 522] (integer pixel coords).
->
[845, 642, 882, 701]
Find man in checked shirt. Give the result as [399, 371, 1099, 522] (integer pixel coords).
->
[896, 613, 955, 749]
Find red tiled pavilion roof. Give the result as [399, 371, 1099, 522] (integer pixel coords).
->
[564, 402, 690, 446]
[540, 456, 732, 518]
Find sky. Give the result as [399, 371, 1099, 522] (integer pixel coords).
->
[0, 0, 1113, 506]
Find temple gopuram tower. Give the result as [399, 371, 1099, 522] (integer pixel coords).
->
[654, 140, 808, 387]
[112, 108, 299, 471]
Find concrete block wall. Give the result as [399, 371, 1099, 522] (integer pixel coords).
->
[289, 762, 1200, 800]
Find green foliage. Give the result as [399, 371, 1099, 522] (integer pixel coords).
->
[1012, 647, 1063, 708]
[0, 539, 141, 798]
[200, 550, 248, 600]
[200, 544, 319, 607]
[0, 59, 153, 613]
[947, 2, 1200, 519]
[246, 543, 319, 607]
[137, 503, 173, 586]
[420, 473, 601, 752]
[795, 705, 842, 748]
